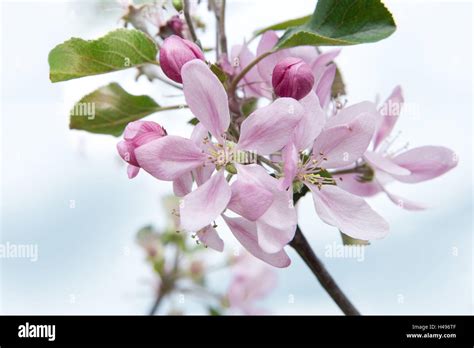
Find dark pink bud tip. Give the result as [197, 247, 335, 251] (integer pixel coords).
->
[272, 57, 315, 100]
[159, 35, 205, 83]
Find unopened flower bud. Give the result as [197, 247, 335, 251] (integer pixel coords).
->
[159, 35, 205, 83]
[166, 15, 185, 37]
[272, 57, 314, 100]
[117, 121, 167, 178]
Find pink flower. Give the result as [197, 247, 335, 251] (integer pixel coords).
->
[230, 30, 339, 107]
[117, 121, 167, 179]
[134, 60, 302, 266]
[336, 86, 458, 210]
[227, 251, 277, 315]
[159, 35, 205, 83]
[272, 57, 315, 100]
[282, 93, 389, 241]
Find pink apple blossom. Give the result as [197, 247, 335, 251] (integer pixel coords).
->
[132, 59, 302, 266]
[281, 93, 389, 241]
[230, 30, 339, 107]
[116, 120, 167, 179]
[336, 86, 458, 210]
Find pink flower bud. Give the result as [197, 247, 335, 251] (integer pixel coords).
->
[166, 15, 185, 38]
[272, 57, 315, 100]
[159, 35, 205, 83]
[117, 121, 167, 178]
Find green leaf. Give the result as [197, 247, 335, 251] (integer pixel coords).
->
[277, 0, 396, 48]
[340, 231, 370, 246]
[49, 29, 158, 82]
[253, 15, 311, 36]
[69, 83, 163, 136]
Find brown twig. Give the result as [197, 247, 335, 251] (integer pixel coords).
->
[148, 289, 165, 315]
[290, 187, 360, 315]
[290, 226, 360, 316]
[215, 0, 228, 57]
[183, 0, 199, 45]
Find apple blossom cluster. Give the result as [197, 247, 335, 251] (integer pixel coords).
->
[117, 31, 457, 268]
[136, 196, 276, 315]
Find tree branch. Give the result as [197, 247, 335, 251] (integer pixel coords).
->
[289, 225, 360, 315]
[183, 0, 199, 45]
[216, 0, 228, 56]
[149, 289, 165, 315]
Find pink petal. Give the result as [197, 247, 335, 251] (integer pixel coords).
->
[334, 173, 382, 197]
[255, 189, 297, 253]
[228, 180, 274, 221]
[310, 49, 341, 82]
[180, 171, 231, 232]
[373, 86, 403, 149]
[364, 151, 411, 176]
[193, 165, 215, 186]
[181, 60, 230, 142]
[232, 44, 271, 99]
[234, 163, 277, 192]
[222, 215, 291, 268]
[173, 171, 193, 197]
[197, 225, 224, 251]
[287, 46, 319, 64]
[325, 101, 378, 128]
[256, 31, 286, 85]
[292, 91, 326, 151]
[382, 187, 428, 211]
[233, 164, 297, 253]
[315, 64, 336, 109]
[190, 123, 209, 149]
[280, 142, 298, 190]
[391, 146, 458, 183]
[309, 184, 389, 240]
[312, 102, 377, 168]
[127, 165, 140, 179]
[238, 98, 304, 155]
[135, 135, 206, 181]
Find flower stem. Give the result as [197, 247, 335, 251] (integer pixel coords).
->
[257, 155, 280, 171]
[228, 50, 274, 95]
[159, 104, 188, 112]
[211, 0, 228, 57]
[183, 0, 199, 46]
[289, 226, 360, 315]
